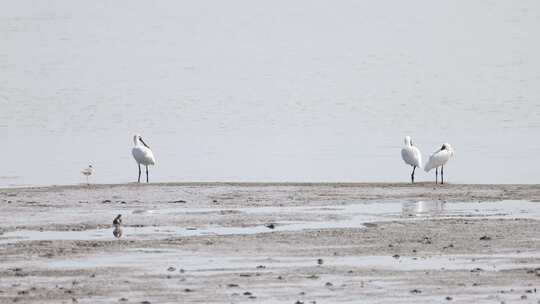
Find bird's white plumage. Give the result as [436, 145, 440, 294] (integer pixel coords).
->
[132, 134, 156, 166]
[81, 165, 93, 176]
[401, 136, 422, 168]
[81, 165, 93, 184]
[132, 146, 155, 165]
[424, 143, 454, 172]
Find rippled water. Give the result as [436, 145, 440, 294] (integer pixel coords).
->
[1, 1, 539, 186]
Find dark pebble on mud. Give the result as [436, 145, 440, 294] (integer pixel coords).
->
[470, 268, 483, 273]
[479, 235, 491, 241]
[184, 288, 193, 292]
[243, 292, 252, 296]
[266, 223, 275, 229]
[317, 258, 323, 265]
[410, 289, 421, 294]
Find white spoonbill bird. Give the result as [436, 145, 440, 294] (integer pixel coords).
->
[401, 136, 422, 183]
[424, 143, 454, 184]
[131, 134, 156, 183]
[81, 165, 93, 185]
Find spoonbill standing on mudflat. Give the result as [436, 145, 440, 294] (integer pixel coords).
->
[132, 134, 155, 183]
[81, 165, 93, 185]
[424, 143, 454, 184]
[401, 136, 422, 183]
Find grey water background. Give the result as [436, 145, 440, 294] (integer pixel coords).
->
[1, 0, 539, 187]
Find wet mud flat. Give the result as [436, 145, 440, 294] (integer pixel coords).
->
[1, 183, 540, 303]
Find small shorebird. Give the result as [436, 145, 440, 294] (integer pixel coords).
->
[81, 165, 94, 184]
[113, 214, 122, 238]
[131, 134, 156, 183]
[401, 136, 422, 183]
[113, 214, 122, 226]
[424, 143, 454, 184]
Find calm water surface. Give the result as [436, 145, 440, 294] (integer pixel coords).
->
[1, 1, 539, 186]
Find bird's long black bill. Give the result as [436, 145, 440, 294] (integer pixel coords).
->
[139, 138, 150, 148]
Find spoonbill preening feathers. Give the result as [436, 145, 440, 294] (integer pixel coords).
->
[401, 136, 422, 183]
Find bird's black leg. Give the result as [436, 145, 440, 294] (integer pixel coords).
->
[146, 165, 149, 183]
[138, 164, 141, 183]
[411, 166, 416, 184]
[441, 165, 444, 185]
[435, 167, 438, 184]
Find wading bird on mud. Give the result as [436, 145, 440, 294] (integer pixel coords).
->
[131, 134, 156, 183]
[424, 143, 454, 184]
[401, 136, 422, 183]
[112, 214, 122, 238]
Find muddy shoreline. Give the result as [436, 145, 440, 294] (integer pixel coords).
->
[1, 183, 540, 303]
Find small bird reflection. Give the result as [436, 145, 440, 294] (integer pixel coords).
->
[402, 201, 445, 217]
[113, 226, 123, 238]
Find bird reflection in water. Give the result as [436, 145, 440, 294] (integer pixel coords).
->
[401, 201, 445, 217]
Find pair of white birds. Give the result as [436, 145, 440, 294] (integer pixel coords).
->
[82, 134, 156, 184]
[401, 136, 454, 184]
